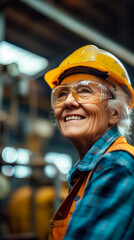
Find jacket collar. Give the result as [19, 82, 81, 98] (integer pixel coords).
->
[68, 127, 121, 188]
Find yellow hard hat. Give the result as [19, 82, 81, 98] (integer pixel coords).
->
[44, 45, 134, 109]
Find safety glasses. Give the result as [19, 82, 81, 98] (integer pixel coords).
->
[51, 80, 113, 109]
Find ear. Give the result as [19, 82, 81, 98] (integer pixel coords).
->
[108, 109, 121, 127]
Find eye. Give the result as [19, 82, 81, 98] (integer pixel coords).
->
[77, 87, 92, 94]
[57, 89, 68, 100]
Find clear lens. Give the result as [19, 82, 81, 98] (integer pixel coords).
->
[51, 80, 112, 109]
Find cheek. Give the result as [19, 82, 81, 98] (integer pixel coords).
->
[86, 104, 109, 130]
[86, 104, 103, 119]
[54, 108, 63, 129]
[54, 109, 61, 121]
[94, 105, 110, 130]
[88, 108, 102, 130]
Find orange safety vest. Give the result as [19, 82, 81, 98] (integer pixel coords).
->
[49, 136, 134, 240]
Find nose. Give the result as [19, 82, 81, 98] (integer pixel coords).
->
[64, 92, 79, 108]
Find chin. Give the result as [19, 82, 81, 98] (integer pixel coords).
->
[62, 129, 89, 143]
[62, 132, 79, 140]
[61, 129, 81, 140]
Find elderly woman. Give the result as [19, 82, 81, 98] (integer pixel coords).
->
[44, 45, 134, 240]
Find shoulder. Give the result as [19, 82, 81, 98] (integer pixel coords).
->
[82, 151, 134, 210]
[93, 150, 134, 177]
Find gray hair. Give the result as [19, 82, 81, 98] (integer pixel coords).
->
[107, 87, 133, 138]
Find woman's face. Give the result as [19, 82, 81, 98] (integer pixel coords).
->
[54, 73, 113, 151]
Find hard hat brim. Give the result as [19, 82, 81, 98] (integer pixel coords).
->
[44, 61, 134, 109]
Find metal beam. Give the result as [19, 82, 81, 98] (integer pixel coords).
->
[0, 13, 5, 42]
[20, 0, 134, 66]
[0, 13, 5, 111]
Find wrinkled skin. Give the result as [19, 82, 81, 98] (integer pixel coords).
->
[55, 74, 120, 159]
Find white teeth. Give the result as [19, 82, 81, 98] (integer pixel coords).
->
[65, 116, 83, 121]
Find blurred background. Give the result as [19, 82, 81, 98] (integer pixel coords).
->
[0, 0, 134, 239]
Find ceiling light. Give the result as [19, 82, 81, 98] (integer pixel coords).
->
[16, 148, 31, 164]
[44, 165, 58, 178]
[0, 41, 48, 75]
[14, 166, 32, 178]
[1, 165, 14, 177]
[2, 146, 18, 163]
[44, 152, 72, 175]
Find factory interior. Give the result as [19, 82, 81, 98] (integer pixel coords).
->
[0, 0, 134, 239]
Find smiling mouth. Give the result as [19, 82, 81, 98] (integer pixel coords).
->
[64, 115, 85, 122]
